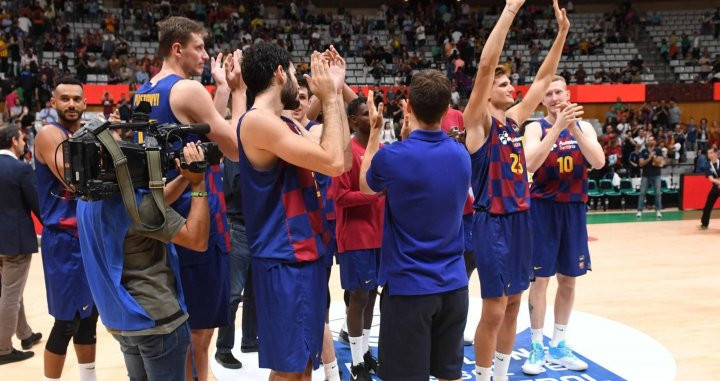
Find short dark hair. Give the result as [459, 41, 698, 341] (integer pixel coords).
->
[297, 76, 311, 97]
[409, 70, 451, 125]
[0, 124, 20, 150]
[347, 97, 366, 117]
[242, 41, 291, 96]
[55, 76, 84, 92]
[157, 17, 207, 58]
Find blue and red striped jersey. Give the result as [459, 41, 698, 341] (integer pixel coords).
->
[530, 118, 588, 203]
[471, 116, 531, 215]
[36, 123, 77, 231]
[237, 111, 329, 263]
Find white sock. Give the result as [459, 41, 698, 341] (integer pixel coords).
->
[531, 328, 544, 344]
[551, 324, 567, 347]
[323, 359, 341, 381]
[349, 335, 364, 366]
[78, 362, 98, 381]
[43, 378, 60, 381]
[362, 329, 371, 354]
[475, 365, 491, 381]
[493, 352, 511, 380]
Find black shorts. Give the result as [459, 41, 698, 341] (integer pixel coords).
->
[378, 286, 469, 381]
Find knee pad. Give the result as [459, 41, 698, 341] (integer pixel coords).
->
[73, 308, 99, 345]
[46, 318, 80, 355]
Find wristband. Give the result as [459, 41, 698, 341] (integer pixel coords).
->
[190, 191, 208, 197]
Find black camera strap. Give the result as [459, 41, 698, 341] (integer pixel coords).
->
[95, 128, 166, 231]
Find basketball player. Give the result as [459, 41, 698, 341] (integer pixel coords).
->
[334, 96, 384, 380]
[132, 16, 246, 381]
[283, 68, 353, 381]
[521, 76, 605, 374]
[463, 1, 569, 380]
[236, 43, 347, 381]
[33, 77, 98, 381]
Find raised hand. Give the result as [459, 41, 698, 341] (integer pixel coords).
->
[211, 52, 227, 88]
[553, 0, 570, 31]
[225, 49, 246, 92]
[323, 45, 346, 92]
[367, 90, 384, 132]
[305, 52, 336, 102]
[399, 99, 413, 140]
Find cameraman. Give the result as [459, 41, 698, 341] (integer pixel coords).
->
[76, 142, 209, 381]
[133, 16, 246, 377]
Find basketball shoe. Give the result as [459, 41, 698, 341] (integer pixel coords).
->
[546, 340, 588, 371]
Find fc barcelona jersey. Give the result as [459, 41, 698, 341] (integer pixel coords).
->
[471, 116, 530, 215]
[530, 118, 588, 203]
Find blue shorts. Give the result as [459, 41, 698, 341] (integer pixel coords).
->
[41, 229, 95, 321]
[252, 258, 327, 372]
[463, 213, 474, 252]
[177, 242, 230, 329]
[529, 199, 591, 277]
[473, 211, 533, 299]
[338, 249, 380, 291]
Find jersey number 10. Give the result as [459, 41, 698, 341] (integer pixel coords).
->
[557, 156, 574, 174]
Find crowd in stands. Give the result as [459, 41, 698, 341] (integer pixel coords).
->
[594, 97, 719, 182]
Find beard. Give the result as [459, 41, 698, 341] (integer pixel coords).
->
[281, 79, 300, 110]
[57, 108, 82, 124]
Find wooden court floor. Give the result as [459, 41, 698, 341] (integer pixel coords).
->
[3, 215, 718, 380]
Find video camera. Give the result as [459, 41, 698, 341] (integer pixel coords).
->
[62, 101, 222, 200]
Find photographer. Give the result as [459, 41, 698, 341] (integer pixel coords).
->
[76, 142, 210, 381]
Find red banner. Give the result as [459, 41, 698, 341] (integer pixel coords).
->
[680, 174, 720, 210]
[714, 83, 720, 101]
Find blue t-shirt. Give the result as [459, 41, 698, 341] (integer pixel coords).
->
[366, 129, 470, 296]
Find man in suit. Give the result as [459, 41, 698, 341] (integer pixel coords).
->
[0, 124, 42, 365]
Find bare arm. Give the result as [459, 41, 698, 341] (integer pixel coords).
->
[464, 0, 523, 153]
[360, 93, 383, 194]
[337, 94, 353, 172]
[34, 124, 68, 183]
[507, 0, 569, 125]
[568, 121, 605, 169]
[524, 121, 561, 173]
[171, 50, 246, 162]
[163, 176, 189, 204]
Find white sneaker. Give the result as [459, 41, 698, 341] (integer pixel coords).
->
[547, 341, 588, 371]
[521, 342, 546, 375]
[656, 211, 662, 218]
[636, 211, 642, 218]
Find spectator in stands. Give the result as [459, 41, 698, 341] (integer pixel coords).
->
[699, 52, 713, 77]
[654, 101, 669, 129]
[134, 64, 149, 85]
[117, 93, 132, 122]
[37, 101, 58, 125]
[691, 31, 701, 59]
[698, 118, 709, 151]
[593, 64, 607, 84]
[659, 38, 669, 62]
[686, 117, 698, 152]
[8, 98, 27, 124]
[713, 8, 720, 39]
[0, 34, 7, 74]
[667, 99, 681, 131]
[681, 34, 691, 58]
[701, 12, 713, 35]
[101, 92, 114, 120]
[636, 135, 665, 218]
[574, 63, 587, 85]
[634, 127, 647, 148]
[628, 141, 643, 177]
